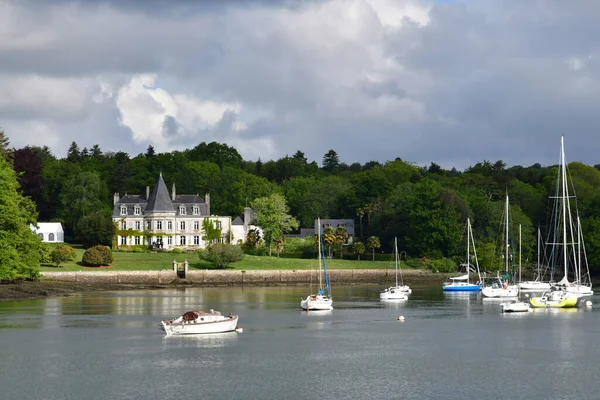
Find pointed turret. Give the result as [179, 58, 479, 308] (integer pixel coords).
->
[145, 173, 175, 214]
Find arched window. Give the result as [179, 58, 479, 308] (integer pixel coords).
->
[134, 205, 141, 215]
[120, 206, 127, 216]
[38, 233, 44, 240]
[49, 233, 55, 241]
[179, 205, 186, 215]
[193, 205, 200, 215]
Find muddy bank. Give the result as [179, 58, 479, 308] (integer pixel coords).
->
[0, 269, 449, 301]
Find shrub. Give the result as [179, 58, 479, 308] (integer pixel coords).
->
[199, 244, 244, 268]
[50, 244, 77, 267]
[171, 248, 183, 254]
[430, 258, 458, 273]
[82, 247, 103, 266]
[82, 245, 113, 267]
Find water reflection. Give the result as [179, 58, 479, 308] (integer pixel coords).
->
[161, 331, 239, 348]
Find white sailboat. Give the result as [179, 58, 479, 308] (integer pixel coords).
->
[530, 136, 588, 308]
[501, 225, 531, 312]
[518, 227, 551, 292]
[301, 218, 333, 311]
[442, 218, 482, 292]
[380, 237, 411, 301]
[482, 194, 519, 298]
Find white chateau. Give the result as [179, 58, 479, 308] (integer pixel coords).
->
[112, 173, 258, 250]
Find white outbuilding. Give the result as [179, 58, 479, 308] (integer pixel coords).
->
[30, 222, 64, 243]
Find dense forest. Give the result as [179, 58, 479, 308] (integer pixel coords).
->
[8, 136, 600, 274]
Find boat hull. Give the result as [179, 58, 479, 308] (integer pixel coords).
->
[301, 295, 333, 311]
[482, 285, 519, 298]
[161, 315, 238, 336]
[529, 293, 578, 308]
[518, 281, 551, 291]
[380, 285, 411, 300]
[442, 283, 481, 292]
[501, 301, 531, 313]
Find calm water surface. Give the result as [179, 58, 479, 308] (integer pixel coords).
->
[0, 284, 598, 400]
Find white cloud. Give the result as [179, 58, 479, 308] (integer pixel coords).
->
[115, 74, 246, 151]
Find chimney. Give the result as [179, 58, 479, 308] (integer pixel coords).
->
[146, 186, 150, 200]
[113, 192, 119, 205]
[172, 183, 176, 201]
[244, 206, 253, 234]
[205, 193, 211, 215]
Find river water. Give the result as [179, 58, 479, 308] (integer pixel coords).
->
[0, 284, 598, 400]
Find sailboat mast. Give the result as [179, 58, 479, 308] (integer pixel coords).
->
[519, 224, 522, 285]
[394, 237, 399, 287]
[505, 194, 509, 275]
[577, 215, 582, 284]
[537, 227, 541, 281]
[317, 217, 322, 290]
[467, 218, 471, 284]
[561, 136, 568, 280]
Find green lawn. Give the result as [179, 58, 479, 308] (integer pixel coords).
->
[40, 246, 399, 272]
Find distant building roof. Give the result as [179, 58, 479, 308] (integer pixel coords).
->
[30, 222, 64, 233]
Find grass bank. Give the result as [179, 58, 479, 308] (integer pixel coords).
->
[40, 247, 411, 272]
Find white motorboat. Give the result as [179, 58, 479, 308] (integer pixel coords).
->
[301, 218, 333, 311]
[501, 300, 532, 313]
[380, 237, 411, 301]
[160, 310, 239, 336]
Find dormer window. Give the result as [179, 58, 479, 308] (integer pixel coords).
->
[120, 206, 127, 216]
[215, 221, 222, 229]
[193, 205, 200, 215]
[134, 205, 141, 215]
[179, 205, 186, 215]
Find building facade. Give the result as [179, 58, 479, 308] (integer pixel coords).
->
[112, 174, 232, 250]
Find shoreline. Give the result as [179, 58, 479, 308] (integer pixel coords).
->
[1, 269, 449, 301]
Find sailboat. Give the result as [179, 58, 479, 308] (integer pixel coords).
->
[300, 218, 333, 311]
[518, 227, 551, 292]
[501, 225, 532, 312]
[482, 194, 519, 298]
[380, 237, 411, 300]
[442, 218, 482, 292]
[530, 136, 587, 308]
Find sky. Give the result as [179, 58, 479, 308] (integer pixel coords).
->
[2, 0, 600, 170]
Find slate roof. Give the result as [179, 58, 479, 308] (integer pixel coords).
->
[145, 174, 175, 213]
[113, 174, 209, 218]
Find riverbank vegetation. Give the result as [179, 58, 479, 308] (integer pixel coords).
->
[4, 131, 600, 279]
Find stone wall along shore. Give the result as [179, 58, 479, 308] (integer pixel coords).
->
[41, 269, 438, 286]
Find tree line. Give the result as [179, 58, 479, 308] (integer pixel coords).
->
[5, 130, 600, 275]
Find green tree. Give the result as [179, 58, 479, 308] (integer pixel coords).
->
[66, 141, 81, 163]
[251, 194, 299, 256]
[322, 227, 337, 258]
[244, 228, 261, 249]
[0, 156, 45, 280]
[322, 149, 340, 172]
[50, 244, 77, 267]
[335, 225, 349, 258]
[75, 211, 116, 246]
[59, 171, 108, 233]
[0, 130, 10, 160]
[367, 236, 381, 261]
[351, 241, 365, 260]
